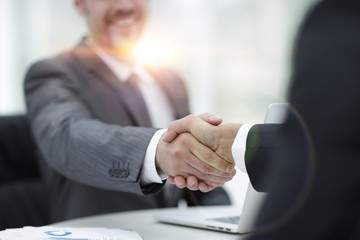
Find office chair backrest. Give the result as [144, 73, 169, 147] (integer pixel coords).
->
[0, 115, 50, 230]
[0, 115, 40, 184]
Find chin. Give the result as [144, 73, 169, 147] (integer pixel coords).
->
[112, 37, 137, 52]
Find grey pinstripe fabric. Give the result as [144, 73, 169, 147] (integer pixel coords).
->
[24, 39, 194, 221]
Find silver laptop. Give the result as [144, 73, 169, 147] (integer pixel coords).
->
[155, 103, 289, 234]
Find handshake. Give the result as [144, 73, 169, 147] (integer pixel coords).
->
[155, 113, 242, 193]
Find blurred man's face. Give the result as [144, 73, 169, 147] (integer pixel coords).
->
[74, 0, 148, 56]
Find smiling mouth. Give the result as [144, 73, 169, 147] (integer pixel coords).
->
[113, 17, 136, 27]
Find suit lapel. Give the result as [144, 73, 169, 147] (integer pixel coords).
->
[114, 80, 152, 127]
[72, 39, 152, 127]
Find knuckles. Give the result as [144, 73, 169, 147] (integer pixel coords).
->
[172, 148, 184, 159]
[167, 121, 178, 132]
[168, 114, 195, 132]
[202, 149, 215, 163]
[198, 164, 212, 175]
[178, 132, 191, 143]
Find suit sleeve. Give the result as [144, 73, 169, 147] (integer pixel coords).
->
[250, 1, 360, 239]
[24, 57, 162, 196]
[245, 124, 282, 192]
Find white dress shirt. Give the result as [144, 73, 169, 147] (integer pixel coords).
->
[91, 42, 174, 186]
[231, 124, 254, 173]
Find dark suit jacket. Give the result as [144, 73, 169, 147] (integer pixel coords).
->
[244, 0, 360, 239]
[24, 39, 230, 223]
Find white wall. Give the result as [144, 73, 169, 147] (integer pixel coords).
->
[0, 0, 85, 114]
[0, 0, 18, 113]
[0, 0, 316, 207]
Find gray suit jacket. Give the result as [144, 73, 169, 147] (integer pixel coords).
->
[24, 39, 230, 222]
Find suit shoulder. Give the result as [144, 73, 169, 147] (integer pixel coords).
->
[297, 0, 360, 43]
[25, 51, 77, 80]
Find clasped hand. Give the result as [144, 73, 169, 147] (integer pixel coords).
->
[155, 113, 241, 192]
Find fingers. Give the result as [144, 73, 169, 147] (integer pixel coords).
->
[162, 114, 236, 172]
[197, 113, 223, 126]
[183, 176, 221, 192]
[170, 172, 231, 190]
[168, 176, 176, 185]
[162, 113, 222, 143]
[187, 136, 235, 173]
[170, 175, 218, 193]
[156, 132, 234, 188]
[171, 176, 197, 190]
[177, 117, 220, 153]
[185, 176, 199, 191]
[173, 176, 187, 189]
[183, 159, 232, 184]
[162, 115, 194, 143]
[198, 182, 216, 193]
[169, 170, 237, 192]
[175, 133, 234, 176]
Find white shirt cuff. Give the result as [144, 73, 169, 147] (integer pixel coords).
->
[140, 129, 168, 185]
[231, 124, 254, 174]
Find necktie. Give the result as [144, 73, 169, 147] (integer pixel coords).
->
[123, 74, 152, 127]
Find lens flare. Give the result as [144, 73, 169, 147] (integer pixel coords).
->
[133, 39, 172, 66]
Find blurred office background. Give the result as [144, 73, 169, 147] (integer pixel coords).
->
[0, 0, 316, 207]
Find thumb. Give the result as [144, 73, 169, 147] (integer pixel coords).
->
[162, 116, 193, 143]
[198, 113, 223, 126]
[162, 113, 223, 143]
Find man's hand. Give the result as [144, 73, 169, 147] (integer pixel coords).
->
[163, 113, 241, 167]
[162, 113, 242, 192]
[167, 174, 237, 192]
[156, 132, 236, 189]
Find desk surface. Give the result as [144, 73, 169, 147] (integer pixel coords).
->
[52, 207, 250, 240]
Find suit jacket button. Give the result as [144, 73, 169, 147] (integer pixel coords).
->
[119, 169, 129, 178]
[108, 168, 114, 177]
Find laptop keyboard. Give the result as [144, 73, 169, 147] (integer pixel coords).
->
[209, 216, 241, 225]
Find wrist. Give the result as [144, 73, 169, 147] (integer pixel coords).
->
[220, 123, 242, 145]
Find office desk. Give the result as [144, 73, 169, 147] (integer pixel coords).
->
[52, 207, 250, 240]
